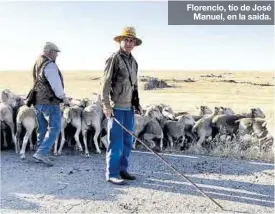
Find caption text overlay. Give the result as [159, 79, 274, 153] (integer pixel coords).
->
[168, 1, 274, 25]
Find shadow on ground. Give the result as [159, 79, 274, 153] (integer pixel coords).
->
[1, 150, 274, 212]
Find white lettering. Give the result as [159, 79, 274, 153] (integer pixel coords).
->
[194, 13, 224, 20]
[248, 13, 270, 20]
[188, 4, 225, 12]
[252, 4, 272, 12]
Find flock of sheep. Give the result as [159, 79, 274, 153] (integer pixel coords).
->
[0, 88, 274, 161]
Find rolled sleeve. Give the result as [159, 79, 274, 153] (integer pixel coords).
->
[44, 62, 65, 99]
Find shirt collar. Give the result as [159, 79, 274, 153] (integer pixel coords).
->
[42, 54, 54, 62]
[118, 48, 132, 59]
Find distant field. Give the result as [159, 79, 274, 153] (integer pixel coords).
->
[0, 70, 274, 132]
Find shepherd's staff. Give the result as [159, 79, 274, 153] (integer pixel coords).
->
[112, 116, 224, 211]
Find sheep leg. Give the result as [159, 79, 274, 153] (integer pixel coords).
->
[160, 138, 163, 151]
[180, 134, 186, 148]
[54, 139, 58, 155]
[54, 131, 60, 155]
[167, 134, 173, 149]
[3, 131, 8, 148]
[197, 132, 206, 148]
[258, 136, 271, 153]
[6, 121, 18, 153]
[93, 128, 101, 154]
[57, 129, 66, 155]
[15, 122, 22, 149]
[185, 132, 194, 144]
[214, 132, 221, 142]
[147, 139, 156, 150]
[19, 132, 30, 159]
[259, 138, 264, 152]
[29, 131, 35, 151]
[74, 127, 83, 152]
[225, 135, 231, 142]
[99, 133, 103, 148]
[143, 133, 156, 149]
[132, 138, 137, 149]
[100, 135, 108, 149]
[82, 129, 89, 157]
[67, 135, 72, 148]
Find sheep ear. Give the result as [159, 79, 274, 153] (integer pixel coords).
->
[262, 121, 267, 127]
[235, 119, 240, 124]
[3, 91, 8, 97]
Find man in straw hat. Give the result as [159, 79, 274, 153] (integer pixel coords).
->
[31, 42, 70, 166]
[101, 26, 143, 185]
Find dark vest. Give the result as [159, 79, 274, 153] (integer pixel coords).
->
[33, 55, 64, 105]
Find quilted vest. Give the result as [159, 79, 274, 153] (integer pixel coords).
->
[32, 55, 64, 105]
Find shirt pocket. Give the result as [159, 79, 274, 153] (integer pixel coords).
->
[115, 62, 128, 83]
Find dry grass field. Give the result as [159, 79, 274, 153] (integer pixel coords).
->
[1, 70, 274, 131]
[1, 70, 274, 161]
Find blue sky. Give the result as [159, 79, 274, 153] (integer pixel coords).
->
[0, 1, 274, 71]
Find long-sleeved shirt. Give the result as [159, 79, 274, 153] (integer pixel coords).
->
[44, 62, 65, 99]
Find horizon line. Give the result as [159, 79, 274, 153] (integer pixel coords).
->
[0, 69, 274, 73]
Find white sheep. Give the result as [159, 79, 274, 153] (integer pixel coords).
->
[54, 105, 83, 155]
[175, 105, 213, 121]
[81, 94, 104, 157]
[0, 89, 22, 152]
[16, 105, 37, 159]
[211, 108, 265, 141]
[191, 107, 222, 148]
[0, 102, 18, 152]
[163, 114, 196, 150]
[145, 103, 175, 120]
[236, 117, 273, 152]
[132, 106, 164, 150]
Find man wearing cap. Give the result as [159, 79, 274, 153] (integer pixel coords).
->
[32, 42, 69, 166]
[101, 26, 143, 185]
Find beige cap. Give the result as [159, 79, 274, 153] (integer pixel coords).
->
[43, 42, 61, 52]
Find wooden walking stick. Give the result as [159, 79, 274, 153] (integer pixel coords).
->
[113, 117, 224, 210]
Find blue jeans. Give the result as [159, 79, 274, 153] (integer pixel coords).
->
[106, 108, 135, 179]
[34, 104, 61, 156]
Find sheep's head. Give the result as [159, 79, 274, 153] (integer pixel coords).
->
[162, 106, 175, 120]
[63, 107, 72, 124]
[214, 107, 221, 115]
[145, 106, 163, 120]
[200, 105, 212, 115]
[251, 108, 265, 118]
[80, 98, 90, 108]
[0, 89, 17, 108]
[15, 96, 25, 108]
[91, 93, 101, 105]
[220, 107, 234, 115]
[252, 119, 268, 138]
[180, 114, 195, 126]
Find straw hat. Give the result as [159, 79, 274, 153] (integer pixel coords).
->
[114, 27, 142, 46]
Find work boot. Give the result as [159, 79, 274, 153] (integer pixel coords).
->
[32, 153, 54, 166]
[33, 154, 54, 163]
[120, 171, 136, 180]
[106, 177, 126, 185]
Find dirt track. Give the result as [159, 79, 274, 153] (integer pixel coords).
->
[1, 150, 274, 213]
